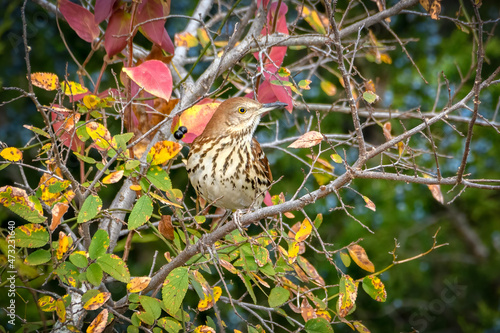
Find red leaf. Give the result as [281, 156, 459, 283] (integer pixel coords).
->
[59, 0, 100, 43]
[136, 0, 174, 54]
[104, 9, 132, 57]
[255, 75, 293, 113]
[94, 0, 117, 24]
[122, 60, 172, 101]
[261, 2, 288, 35]
[51, 107, 83, 152]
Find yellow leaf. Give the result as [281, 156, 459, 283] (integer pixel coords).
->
[320, 80, 337, 96]
[348, 244, 375, 273]
[196, 28, 210, 47]
[197, 286, 222, 311]
[193, 326, 216, 333]
[129, 184, 142, 191]
[30, 72, 59, 90]
[0, 147, 23, 162]
[149, 192, 183, 208]
[298, 5, 327, 34]
[397, 141, 405, 156]
[175, 32, 199, 49]
[61, 81, 89, 96]
[102, 170, 124, 184]
[56, 232, 70, 260]
[83, 292, 111, 311]
[148, 140, 182, 165]
[55, 298, 66, 323]
[287, 242, 299, 264]
[330, 153, 343, 163]
[295, 218, 312, 242]
[86, 122, 111, 150]
[83, 95, 101, 109]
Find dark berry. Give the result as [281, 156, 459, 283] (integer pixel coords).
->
[178, 126, 188, 134]
[173, 130, 184, 140]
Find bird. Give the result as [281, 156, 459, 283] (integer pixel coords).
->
[186, 97, 287, 211]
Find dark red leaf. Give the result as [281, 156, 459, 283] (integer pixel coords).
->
[136, 0, 174, 54]
[59, 0, 100, 43]
[104, 8, 132, 57]
[94, 0, 117, 24]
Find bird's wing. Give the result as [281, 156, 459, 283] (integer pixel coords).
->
[252, 137, 273, 183]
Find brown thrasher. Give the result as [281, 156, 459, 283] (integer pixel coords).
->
[186, 97, 287, 210]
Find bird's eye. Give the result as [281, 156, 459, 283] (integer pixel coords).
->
[238, 107, 246, 114]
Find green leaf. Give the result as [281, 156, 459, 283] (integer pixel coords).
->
[270, 80, 294, 87]
[362, 91, 378, 104]
[97, 253, 130, 283]
[338, 275, 358, 318]
[241, 274, 257, 304]
[73, 152, 96, 164]
[313, 213, 323, 229]
[14, 224, 49, 248]
[81, 289, 101, 305]
[128, 195, 153, 230]
[268, 287, 290, 308]
[69, 251, 88, 268]
[340, 252, 351, 267]
[0, 186, 46, 223]
[89, 230, 110, 260]
[304, 317, 334, 333]
[125, 160, 141, 170]
[77, 194, 102, 223]
[139, 296, 162, 320]
[146, 166, 172, 191]
[136, 311, 155, 325]
[55, 262, 80, 287]
[86, 262, 103, 287]
[162, 267, 189, 316]
[362, 275, 387, 302]
[157, 317, 182, 333]
[24, 249, 51, 265]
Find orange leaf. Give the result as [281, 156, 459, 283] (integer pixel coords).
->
[423, 174, 444, 204]
[288, 131, 323, 148]
[122, 60, 173, 101]
[300, 298, 317, 322]
[30, 72, 59, 90]
[127, 277, 151, 293]
[420, 0, 441, 20]
[86, 309, 108, 333]
[102, 170, 124, 184]
[347, 244, 375, 273]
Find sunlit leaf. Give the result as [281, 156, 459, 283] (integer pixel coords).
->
[174, 31, 198, 49]
[423, 174, 444, 204]
[362, 195, 376, 212]
[123, 60, 173, 101]
[348, 244, 375, 273]
[86, 122, 111, 150]
[30, 72, 59, 90]
[295, 218, 313, 242]
[320, 80, 337, 96]
[0, 147, 22, 162]
[61, 81, 89, 96]
[86, 309, 108, 333]
[102, 170, 124, 184]
[288, 131, 323, 148]
[362, 91, 378, 104]
[83, 292, 111, 311]
[148, 140, 182, 165]
[127, 277, 151, 293]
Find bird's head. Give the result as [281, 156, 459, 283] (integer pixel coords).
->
[202, 97, 288, 137]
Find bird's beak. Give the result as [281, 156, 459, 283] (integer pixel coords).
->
[260, 101, 288, 113]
